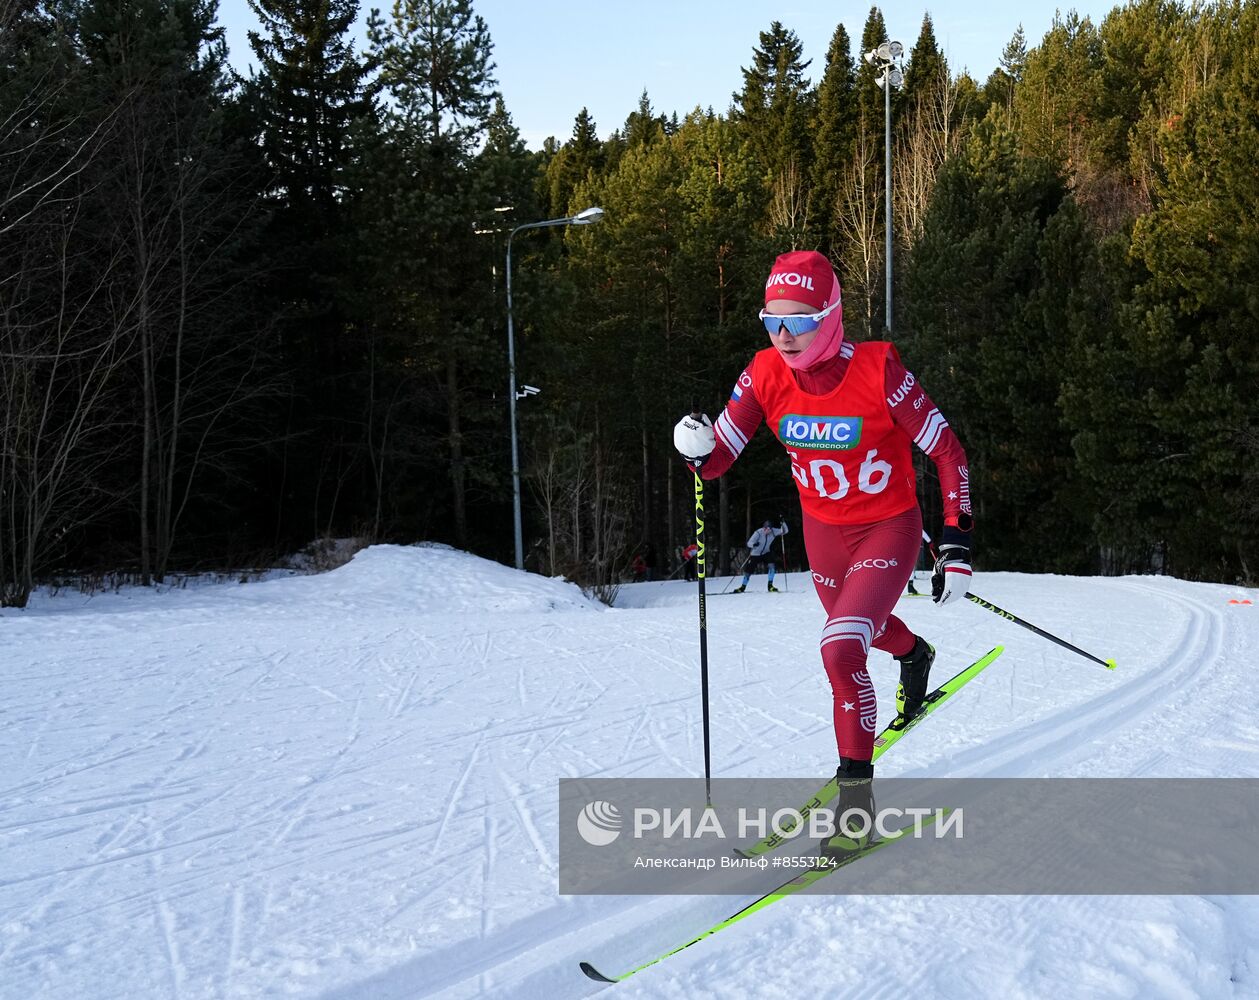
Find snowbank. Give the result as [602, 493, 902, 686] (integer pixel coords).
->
[3, 543, 601, 619]
[325, 543, 601, 615]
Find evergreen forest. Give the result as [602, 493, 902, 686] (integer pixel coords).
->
[3, 0, 1257, 606]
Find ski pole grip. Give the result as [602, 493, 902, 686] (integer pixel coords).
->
[688, 411, 707, 469]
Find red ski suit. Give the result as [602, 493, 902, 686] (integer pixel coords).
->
[700, 340, 971, 759]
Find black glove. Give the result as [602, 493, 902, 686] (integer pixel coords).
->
[931, 522, 972, 606]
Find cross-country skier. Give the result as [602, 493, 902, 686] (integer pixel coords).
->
[733, 519, 789, 593]
[672, 250, 973, 855]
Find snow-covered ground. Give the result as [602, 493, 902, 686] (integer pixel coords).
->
[2, 544, 1257, 999]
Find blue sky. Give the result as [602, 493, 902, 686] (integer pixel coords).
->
[216, 0, 1121, 150]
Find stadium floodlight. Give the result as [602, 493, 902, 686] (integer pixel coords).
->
[866, 40, 904, 334]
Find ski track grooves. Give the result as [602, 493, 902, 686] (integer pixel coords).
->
[431, 728, 487, 861]
[884, 579, 1229, 1000]
[922, 579, 1221, 780]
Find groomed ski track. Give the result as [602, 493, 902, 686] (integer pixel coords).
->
[2, 545, 1256, 998]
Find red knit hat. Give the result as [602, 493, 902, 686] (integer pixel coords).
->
[764, 250, 834, 312]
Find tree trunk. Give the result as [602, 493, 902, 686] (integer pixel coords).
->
[447, 353, 467, 546]
[719, 473, 730, 576]
[138, 239, 153, 587]
[641, 421, 651, 545]
[591, 410, 603, 581]
[666, 446, 675, 580]
[157, 165, 189, 581]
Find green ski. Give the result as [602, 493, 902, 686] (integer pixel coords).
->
[579, 809, 952, 984]
[734, 645, 1004, 859]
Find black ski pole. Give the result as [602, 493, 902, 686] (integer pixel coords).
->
[925, 532, 1116, 669]
[964, 593, 1117, 670]
[692, 462, 714, 808]
[717, 547, 744, 595]
[778, 519, 788, 592]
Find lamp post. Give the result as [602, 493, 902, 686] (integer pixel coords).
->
[865, 40, 904, 333]
[474, 205, 514, 297]
[505, 206, 605, 570]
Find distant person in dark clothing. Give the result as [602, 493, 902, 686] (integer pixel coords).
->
[645, 543, 657, 581]
[681, 542, 699, 582]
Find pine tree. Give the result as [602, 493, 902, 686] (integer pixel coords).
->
[903, 112, 1094, 569]
[673, 110, 766, 571]
[983, 25, 1026, 112]
[359, 0, 500, 548]
[247, 0, 372, 210]
[369, 0, 495, 148]
[837, 6, 892, 333]
[1013, 12, 1103, 171]
[732, 19, 815, 240]
[811, 22, 858, 230]
[624, 90, 666, 149]
[855, 6, 890, 138]
[244, 0, 375, 548]
[901, 14, 947, 116]
[476, 96, 541, 218]
[545, 107, 603, 216]
[1093, 0, 1183, 176]
[1114, 3, 1259, 577]
[1002, 25, 1028, 80]
[894, 13, 957, 250]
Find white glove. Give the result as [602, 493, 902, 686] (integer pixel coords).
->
[673, 413, 716, 465]
[931, 543, 972, 607]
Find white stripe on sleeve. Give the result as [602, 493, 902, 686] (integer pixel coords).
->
[913, 408, 948, 455]
[715, 410, 749, 456]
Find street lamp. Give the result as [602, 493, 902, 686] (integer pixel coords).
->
[865, 40, 904, 333]
[505, 206, 605, 570]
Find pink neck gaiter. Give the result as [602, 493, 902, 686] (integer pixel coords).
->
[780, 273, 845, 371]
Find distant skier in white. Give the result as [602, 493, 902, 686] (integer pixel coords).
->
[733, 520, 789, 593]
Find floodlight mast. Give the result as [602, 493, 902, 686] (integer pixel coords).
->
[865, 41, 903, 333]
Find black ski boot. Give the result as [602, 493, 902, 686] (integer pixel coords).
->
[821, 757, 875, 857]
[894, 636, 936, 720]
